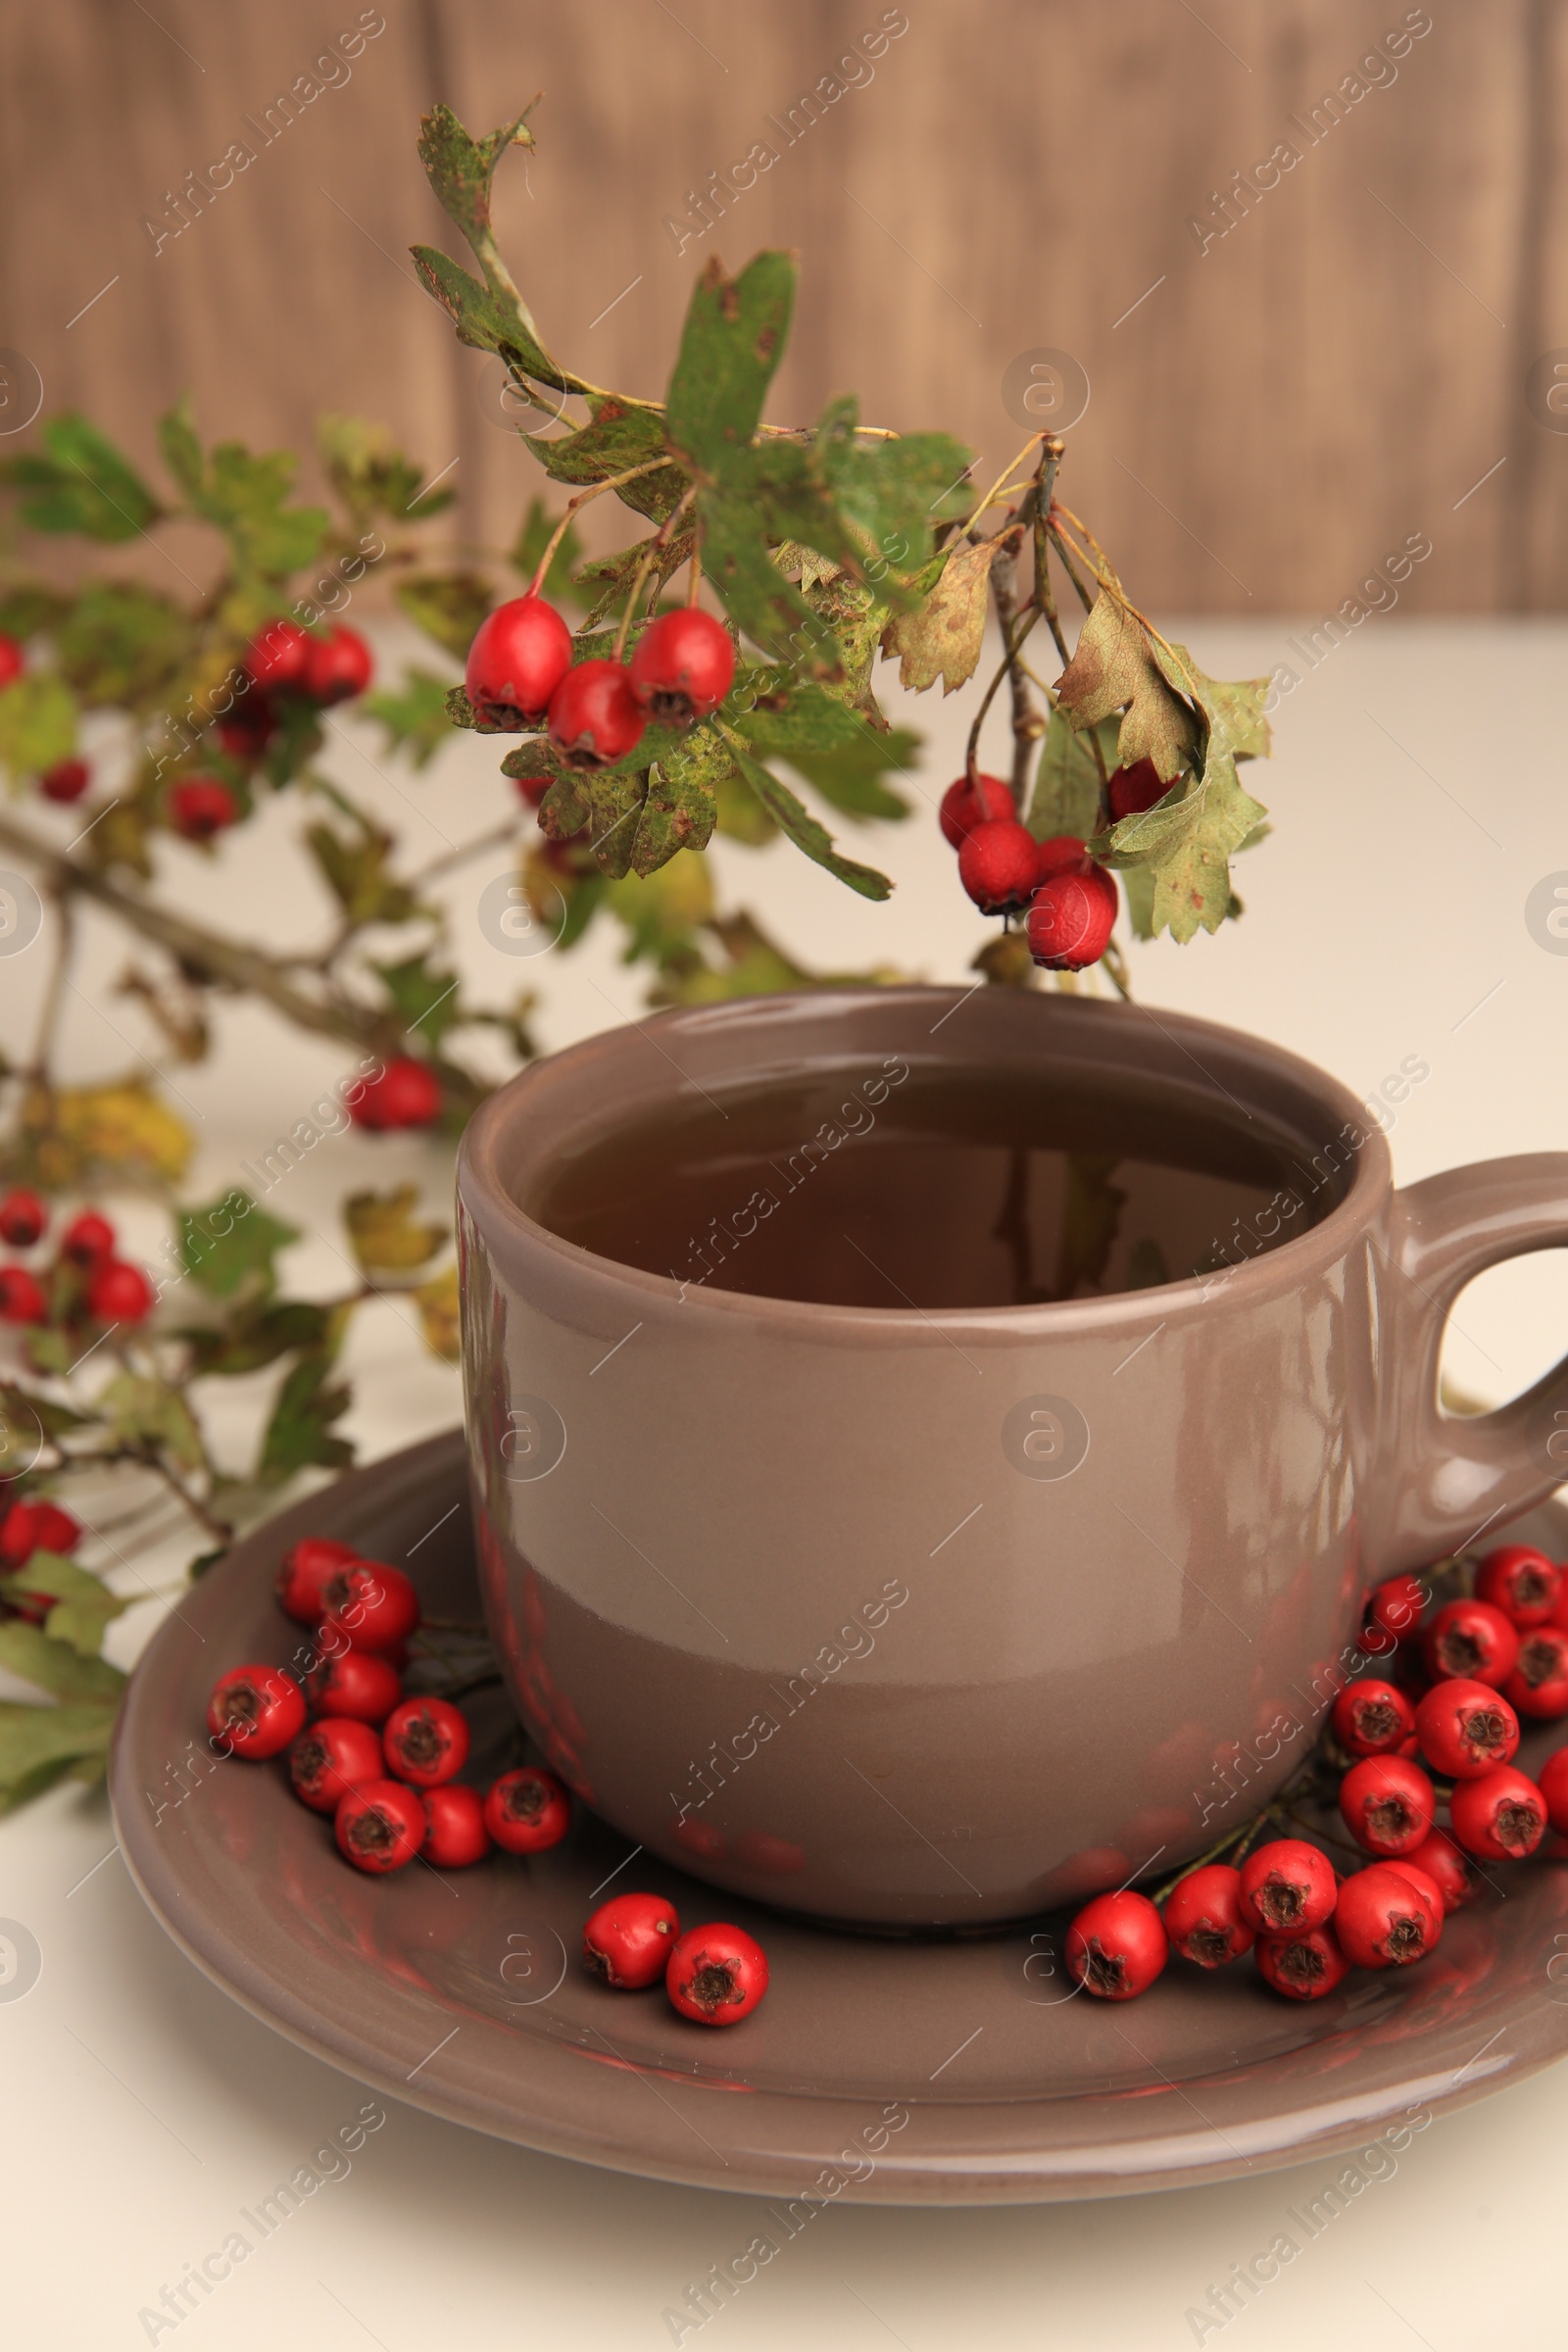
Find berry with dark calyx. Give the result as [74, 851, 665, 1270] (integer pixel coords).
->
[382, 1696, 469, 1788]
[1107, 758, 1170, 820]
[216, 699, 276, 760]
[1065, 1889, 1168, 1999]
[1339, 1754, 1436, 1855]
[61, 1210, 115, 1266]
[1535, 1746, 1568, 1837]
[1362, 1572, 1426, 1651]
[169, 776, 239, 842]
[246, 617, 315, 694]
[1423, 1597, 1518, 1690]
[207, 1664, 306, 1760]
[275, 1535, 359, 1625]
[1162, 1864, 1255, 1967]
[1333, 1865, 1443, 1970]
[1501, 1627, 1568, 1719]
[334, 1779, 426, 1875]
[421, 1784, 491, 1868]
[1035, 833, 1091, 884]
[1397, 1830, 1484, 1913]
[484, 1764, 571, 1854]
[1475, 1544, 1561, 1627]
[958, 817, 1042, 913]
[27, 1501, 79, 1555]
[466, 595, 573, 728]
[303, 623, 372, 706]
[547, 658, 647, 769]
[303, 1647, 402, 1725]
[0, 1267, 47, 1325]
[0, 1191, 46, 1248]
[1332, 1678, 1416, 1758]
[628, 609, 735, 725]
[319, 1558, 420, 1653]
[349, 1056, 442, 1131]
[938, 770, 1014, 849]
[584, 1891, 682, 1988]
[39, 759, 89, 804]
[85, 1260, 155, 1325]
[1238, 1838, 1337, 1936]
[1413, 1677, 1519, 1778]
[1254, 1921, 1351, 2001]
[288, 1717, 385, 1814]
[665, 1922, 769, 2025]
[0, 633, 24, 688]
[1028, 863, 1119, 971]
[1448, 1765, 1546, 1862]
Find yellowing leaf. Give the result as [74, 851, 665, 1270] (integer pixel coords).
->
[1054, 595, 1200, 782]
[39, 1081, 192, 1186]
[345, 1187, 446, 1275]
[414, 1263, 461, 1363]
[882, 541, 997, 694]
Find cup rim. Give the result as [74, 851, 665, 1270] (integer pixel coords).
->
[459, 985, 1394, 1330]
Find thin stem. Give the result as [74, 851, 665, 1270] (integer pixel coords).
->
[963, 591, 1040, 788]
[1045, 521, 1098, 618]
[988, 555, 1042, 808]
[142, 1448, 233, 1547]
[528, 461, 668, 599]
[27, 888, 75, 1084]
[964, 431, 1048, 539]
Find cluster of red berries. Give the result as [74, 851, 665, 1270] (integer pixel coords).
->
[464, 597, 736, 779]
[582, 1892, 768, 2027]
[0, 1193, 154, 1331]
[941, 764, 1163, 972]
[1062, 1542, 1568, 2004]
[0, 1492, 83, 1622]
[159, 618, 374, 843]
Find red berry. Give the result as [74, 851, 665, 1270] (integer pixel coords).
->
[1254, 1921, 1351, 2000]
[1413, 1677, 1519, 1777]
[1237, 1838, 1337, 1936]
[85, 1259, 155, 1325]
[1332, 1865, 1442, 1970]
[485, 1765, 570, 1854]
[1386, 1857, 1446, 1917]
[288, 1717, 385, 1814]
[246, 618, 316, 694]
[1035, 833, 1091, 884]
[584, 1891, 682, 1987]
[1362, 1572, 1426, 1650]
[319, 1558, 420, 1653]
[1501, 1627, 1568, 1719]
[303, 1647, 402, 1725]
[957, 816, 1041, 913]
[1536, 1746, 1568, 1836]
[39, 758, 89, 804]
[1339, 1754, 1436, 1855]
[1423, 1596, 1518, 1689]
[350, 1056, 442, 1131]
[27, 1501, 79, 1555]
[938, 771, 1014, 849]
[215, 698, 276, 760]
[169, 776, 239, 842]
[0, 1190, 46, 1248]
[1449, 1764, 1546, 1861]
[275, 1534, 359, 1625]
[0, 1267, 47, 1325]
[466, 595, 573, 728]
[334, 1779, 426, 1874]
[61, 1210, 115, 1266]
[0, 1503, 39, 1566]
[1162, 1863, 1255, 1967]
[382, 1696, 469, 1788]
[1027, 864, 1118, 970]
[547, 659, 647, 769]
[1107, 758, 1169, 819]
[207, 1663, 306, 1760]
[1475, 1544, 1561, 1626]
[664, 1922, 769, 2025]
[628, 609, 735, 724]
[1397, 1830, 1484, 1913]
[421, 1784, 492, 1868]
[0, 633, 24, 688]
[304, 623, 372, 706]
[1064, 1889, 1168, 1999]
[1332, 1678, 1416, 1758]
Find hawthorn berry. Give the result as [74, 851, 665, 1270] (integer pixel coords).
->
[246, 618, 315, 694]
[1423, 1597, 1519, 1690]
[1362, 1572, 1426, 1650]
[207, 1664, 306, 1760]
[1065, 1889, 1168, 1999]
[584, 1891, 682, 1988]
[61, 1210, 115, 1266]
[169, 776, 239, 842]
[957, 817, 1041, 912]
[304, 623, 372, 706]
[25, 1501, 79, 1555]
[0, 1503, 42, 1566]
[85, 1260, 155, 1325]
[1027, 864, 1118, 970]
[485, 1764, 571, 1854]
[1106, 758, 1169, 820]
[1501, 1627, 1568, 1719]
[466, 595, 573, 728]
[303, 1647, 402, 1725]
[664, 1923, 769, 2025]
[1475, 1544, 1561, 1627]
[421, 1784, 491, 1868]
[334, 1779, 426, 1874]
[628, 609, 735, 724]
[1254, 1921, 1351, 2000]
[0, 633, 24, 688]
[0, 1268, 47, 1324]
[1162, 1863, 1255, 1966]
[1332, 1678, 1416, 1759]
[288, 1717, 385, 1814]
[938, 770, 1014, 848]
[0, 1191, 46, 1248]
[1449, 1765, 1546, 1861]
[1413, 1677, 1519, 1778]
[1536, 1745, 1568, 1837]
[319, 1558, 420, 1652]
[382, 1696, 469, 1788]
[39, 759, 89, 804]
[547, 659, 647, 769]
[1238, 1838, 1337, 1936]
[1035, 833, 1091, 884]
[216, 700, 276, 760]
[1339, 1754, 1436, 1856]
[1333, 1865, 1443, 1970]
[275, 1534, 359, 1625]
[350, 1057, 442, 1131]
[1397, 1830, 1483, 1913]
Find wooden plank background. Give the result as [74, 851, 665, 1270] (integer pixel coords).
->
[1, 0, 1563, 612]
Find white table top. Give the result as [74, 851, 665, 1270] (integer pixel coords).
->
[6, 617, 1565, 2346]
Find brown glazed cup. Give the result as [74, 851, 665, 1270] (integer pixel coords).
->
[456, 986, 1568, 1929]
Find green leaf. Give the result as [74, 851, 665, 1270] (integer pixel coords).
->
[784, 729, 917, 821]
[178, 1193, 298, 1299]
[536, 770, 592, 842]
[575, 530, 696, 629]
[0, 584, 71, 641]
[1094, 746, 1267, 945]
[0, 415, 162, 541]
[1054, 595, 1200, 782]
[0, 1625, 125, 1705]
[0, 672, 75, 782]
[499, 737, 562, 790]
[1025, 710, 1119, 842]
[665, 252, 796, 480]
[700, 488, 825, 669]
[632, 731, 726, 874]
[365, 669, 458, 770]
[511, 496, 586, 605]
[410, 246, 580, 395]
[55, 583, 191, 711]
[157, 400, 203, 500]
[732, 675, 915, 819]
[809, 399, 973, 578]
[414, 104, 574, 396]
[1120, 860, 1157, 942]
[581, 768, 650, 879]
[258, 1348, 353, 1482]
[179, 1298, 330, 1377]
[345, 1186, 446, 1274]
[307, 822, 419, 928]
[395, 570, 492, 662]
[0, 1554, 130, 1658]
[98, 1374, 205, 1474]
[1149, 639, 1272, 763]
[317, 415, 449, 526]
[157, 404, 327, 580]
[372, 953, 461, 1048]
[524, 398, 685, 524]
[0, 1702, 118, 1805]
[882, 541, 997, 694]
[606, 847, 715, 961]
[716, 729, 892, 901]
[0, 1382, 92, 1446]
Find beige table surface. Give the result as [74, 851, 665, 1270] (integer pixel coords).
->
[4, 616, 1566, 2348]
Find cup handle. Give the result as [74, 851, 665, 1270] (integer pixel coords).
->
[1376, 1155, 1568, 1570]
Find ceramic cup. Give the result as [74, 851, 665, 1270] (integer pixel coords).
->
[457, 987, 1568, 1929]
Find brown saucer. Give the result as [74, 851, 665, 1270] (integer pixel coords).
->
[111, 1432, 1568, 2204]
